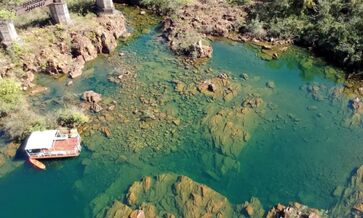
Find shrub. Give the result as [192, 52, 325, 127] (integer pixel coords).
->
[0, 9, 16, 20]
[140, 0, 196, 13]
[0, 78, 25, 114]
[246, 17, 266, 38]
[255, 0, 363, 72]
[3, 110, 47, 140]
[57, 108, 89, 128]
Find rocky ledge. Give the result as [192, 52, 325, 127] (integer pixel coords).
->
[0, 12, 128, 89]
[161, 0, 245, 59]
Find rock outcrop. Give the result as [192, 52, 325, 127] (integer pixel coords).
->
[103, 174, 236, 218]
[267, 202, 328, 218]
[331, 165, 363, 217]
[82, 90, 103, 113]
[161, 0, 245, 59]
[0, 12, 128, 86]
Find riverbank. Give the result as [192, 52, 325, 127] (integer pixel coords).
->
[0, 2, 362, 218]
[135, 0, 362, 81]
[0, 6, 129, 178]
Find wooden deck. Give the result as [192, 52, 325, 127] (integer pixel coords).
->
[53, 137, 79, 151]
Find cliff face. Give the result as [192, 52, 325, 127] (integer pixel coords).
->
[0, 12, 128, 89]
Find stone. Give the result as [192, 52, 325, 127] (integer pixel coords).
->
[0, 154, 5, 167]
[140, 10, 146, 15]
[353, 203, 363, 213]
[102, 127, 111, 138]
[91, 103, 103, 113]
[71, 33, 98, 62]
[266, 81, 275, 89]
[82, 91, 102, 103]
[359, 87, 363, 95]
[267, 203, 328, 218]
[66, 81, 73, 86]
[350, 97, 363, 113]
[172, 119, 181, 126]
[208, 83, 217, 92]
[242, 96, 263, 108]
[143, 176, 152, 191]
[107, 105, 115, 111]
[245, 205, 254, 216]
[129, 210, 145, 218]
[29, 86, 48, 96]
[241, 73, 249, 80]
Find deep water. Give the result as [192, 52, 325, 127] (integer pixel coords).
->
[0, 27, 362, 217]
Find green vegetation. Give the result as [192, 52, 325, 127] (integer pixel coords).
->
[247, 0, 363, 75]
[0, 78, 25, 114]
[3, 111, 47, 139]
[0, 9, 16, 20]
[140, 0, 196, 13]
[57, 108, 89, 128]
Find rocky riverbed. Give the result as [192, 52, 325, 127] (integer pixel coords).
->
[0, 3, 363, 218]
[101, 173, 327, 218]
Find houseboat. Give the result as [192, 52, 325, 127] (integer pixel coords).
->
[24, 129, 81, 159]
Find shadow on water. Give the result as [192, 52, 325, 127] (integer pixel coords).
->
[13, 141, 28, 161]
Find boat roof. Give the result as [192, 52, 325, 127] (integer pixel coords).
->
[25, 130, 58, 150]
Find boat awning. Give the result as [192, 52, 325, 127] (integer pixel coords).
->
[25, 130, 58, 150]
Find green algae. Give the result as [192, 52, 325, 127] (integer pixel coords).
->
[0, 20, 362, 218]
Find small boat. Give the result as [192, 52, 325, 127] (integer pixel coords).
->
[29, 158, 46, 170]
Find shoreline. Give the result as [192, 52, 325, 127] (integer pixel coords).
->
[0, 2, 362, 218]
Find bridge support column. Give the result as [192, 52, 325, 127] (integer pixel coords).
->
[0, 20, 19, 46]
[49, 0, 71, 24]
[96, 0, 115, 14]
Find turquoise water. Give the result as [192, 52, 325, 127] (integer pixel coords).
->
[0, 26, 362, 217]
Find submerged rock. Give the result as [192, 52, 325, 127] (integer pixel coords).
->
[332, 165, 363, 217]
[103, 173, 236, 218]
[202, 105, 257, 158]
[197, 74, 241, 101]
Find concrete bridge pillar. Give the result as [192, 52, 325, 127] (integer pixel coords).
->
[0, 20, 19, 45]
[49, 0, 71, 24]
[96, 0, 115, 14]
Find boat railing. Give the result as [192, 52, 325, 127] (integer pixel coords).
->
[29, 150, 79, 158]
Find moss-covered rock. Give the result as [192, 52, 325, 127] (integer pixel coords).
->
[103, 173, 237, 218]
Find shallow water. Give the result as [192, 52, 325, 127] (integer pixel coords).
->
[0, 25, 362, 217]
